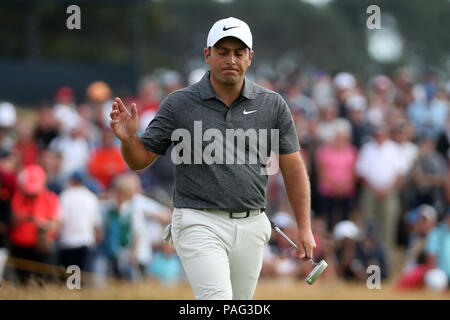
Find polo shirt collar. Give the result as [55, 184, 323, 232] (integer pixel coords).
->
[199, 71, 256, 101]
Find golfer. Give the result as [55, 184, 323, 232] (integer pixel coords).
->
[110, 17, 315, 300]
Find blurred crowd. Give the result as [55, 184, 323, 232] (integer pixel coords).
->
[0, 66, 449, 292]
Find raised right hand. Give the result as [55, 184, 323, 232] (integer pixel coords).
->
[110, 97, 139, 142]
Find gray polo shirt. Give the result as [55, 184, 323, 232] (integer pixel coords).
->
[140, 72, 300, 211]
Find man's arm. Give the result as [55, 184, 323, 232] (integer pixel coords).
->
[121, 134, 159, 171]
[279, 151, 316, 260]
[110, 97, 159, 171]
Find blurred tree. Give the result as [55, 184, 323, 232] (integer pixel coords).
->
[0, 0, 448, 79]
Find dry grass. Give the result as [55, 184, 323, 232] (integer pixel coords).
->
[1, 248, 448, 300]
[0, 277, 448, 300]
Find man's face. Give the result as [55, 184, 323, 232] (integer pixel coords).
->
[204, 37, 253, 86]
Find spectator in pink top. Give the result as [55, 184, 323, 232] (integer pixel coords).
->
[315, 118, 358, 231]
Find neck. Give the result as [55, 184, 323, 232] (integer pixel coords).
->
[209, 75, 244, 107]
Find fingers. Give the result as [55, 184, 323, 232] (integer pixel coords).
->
[110, 109, 118, 120]
[294, 239, 316, 261]
[304, 243, 314, 260]
[114, 97, 131, 116]
[130, 103, 138, 120]
[295, 246, 307, 260]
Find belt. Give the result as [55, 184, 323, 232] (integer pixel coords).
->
[201, 208, 265, 219]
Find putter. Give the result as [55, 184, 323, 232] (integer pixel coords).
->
[270, 221, 328, 285]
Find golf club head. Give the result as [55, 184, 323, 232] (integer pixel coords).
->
[305, 259, 328, 285]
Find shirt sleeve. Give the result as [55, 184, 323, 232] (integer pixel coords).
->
[275, 95, 301, 154]
[139, 95, 175, 155]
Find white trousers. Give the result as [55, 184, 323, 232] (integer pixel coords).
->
[170, 208, 272, 300]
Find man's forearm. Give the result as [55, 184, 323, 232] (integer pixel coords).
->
[281, 159, 312, 230]
[121, 134, 158, 171]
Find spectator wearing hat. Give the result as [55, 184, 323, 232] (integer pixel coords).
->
[49, 116, 91, 182]
[345, 94, 371, 150]
[396, 204, 437, 289]
[53, 86, 81, 135]
[9, 165, 60, 284]
[57, 171, 103, 274]
[333, 220, 365, 281]
[0, 102, 17, 152]
[333, 72, 357, 118]
[356, 123, 408, 265]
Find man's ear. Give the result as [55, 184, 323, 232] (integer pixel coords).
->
[248, 50, 254, 67]
[204, 47, 210, 64]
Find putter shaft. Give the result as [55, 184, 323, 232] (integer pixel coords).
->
[272, 224, 318, 266]
[273, 226, 318, 265]
[271, 220, 327, 284]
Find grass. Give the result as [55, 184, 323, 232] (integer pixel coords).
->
[0, 247, 448, 300]
[0, 277, 448, 300]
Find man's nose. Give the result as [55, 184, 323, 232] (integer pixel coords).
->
[225, 52, 236, 64]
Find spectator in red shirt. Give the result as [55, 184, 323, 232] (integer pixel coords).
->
[9, 165, 60, 284]
[88, 127, 128, 190]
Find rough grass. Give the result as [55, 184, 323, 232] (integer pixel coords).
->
[0, 277, 448, 300]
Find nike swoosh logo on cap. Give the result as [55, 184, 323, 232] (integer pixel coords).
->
[243, 109, 257, 115]
[223, 26, 239, 31]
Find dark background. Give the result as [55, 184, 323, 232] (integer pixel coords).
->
[0, 0, 449, 105]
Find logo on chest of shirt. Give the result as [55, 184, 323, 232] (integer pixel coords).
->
[170, 121, 279, 175]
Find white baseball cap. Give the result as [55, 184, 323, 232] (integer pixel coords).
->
[333, 72, 356, 90]
[207, 17, 253, 50]
[0, 102, 17, 127]
[333, 220, 359, 241]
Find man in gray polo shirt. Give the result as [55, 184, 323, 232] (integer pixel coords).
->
[110, 17, 315, 300]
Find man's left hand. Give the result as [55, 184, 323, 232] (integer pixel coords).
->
[294, 228, 316, 261]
